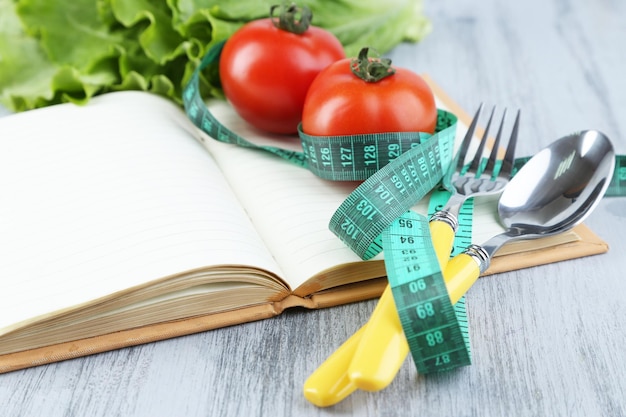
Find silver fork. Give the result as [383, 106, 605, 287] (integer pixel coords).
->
[429, 104, 520, 260]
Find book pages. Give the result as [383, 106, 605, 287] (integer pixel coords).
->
[0, 92, 280, 334]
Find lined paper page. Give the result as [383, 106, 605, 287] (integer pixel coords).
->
[0, 92, 280, 333]
[204, 101, 365, 289]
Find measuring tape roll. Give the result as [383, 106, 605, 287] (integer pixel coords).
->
[183, 41, 467, 374]
[183, 40, 468, 375]
[183, 40, 458, 183]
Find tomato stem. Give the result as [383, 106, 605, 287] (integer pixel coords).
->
[350, 47, 396, 82]
[270, 3, 312, 35]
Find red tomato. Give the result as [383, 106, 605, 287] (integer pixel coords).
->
[301, 49, 437, 136]
[219, 6, 345, 134]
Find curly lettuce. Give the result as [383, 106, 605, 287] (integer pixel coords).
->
[0, 0, 431, 111]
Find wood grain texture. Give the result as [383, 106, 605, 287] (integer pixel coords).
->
[1, 0, 626, 415]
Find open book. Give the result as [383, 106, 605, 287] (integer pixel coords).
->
[0, 78, 608, 373]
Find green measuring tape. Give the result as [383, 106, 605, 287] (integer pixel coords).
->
[182, 41, 626, 376]
[383, 211, 471, 373]
[327, 124, 455, 259]
[322, 132, 471, 372]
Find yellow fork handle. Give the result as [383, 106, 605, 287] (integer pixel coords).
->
[429, 218, 456, 268]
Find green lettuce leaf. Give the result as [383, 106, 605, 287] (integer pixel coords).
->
[299, 0, 431, 57]
[0, 0, 57, 110]
[16, 0, 123, 70]
[0, 0, 431, 111]
[110, 0, 186, 65]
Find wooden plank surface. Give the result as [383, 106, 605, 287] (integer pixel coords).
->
[2, 0, 626, 415]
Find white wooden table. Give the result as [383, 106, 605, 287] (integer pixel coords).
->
[2, 0, 626, 415]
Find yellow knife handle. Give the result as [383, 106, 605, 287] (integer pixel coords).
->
[347, 286, 409, 391]
[303, 325, 364, 407]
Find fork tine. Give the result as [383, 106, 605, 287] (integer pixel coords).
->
[454, 103, 483, 171]
[498, 109, 520, 178]
[483, 108, 507, 176]
[469, 106, 496, 172]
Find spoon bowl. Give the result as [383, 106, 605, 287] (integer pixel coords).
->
[477, 129, 615, 267]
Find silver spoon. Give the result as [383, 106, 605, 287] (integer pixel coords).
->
[465, 129, 615, 274]
[304, 129, 615, 408]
